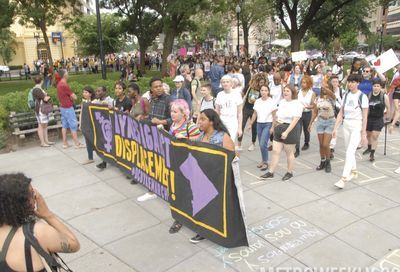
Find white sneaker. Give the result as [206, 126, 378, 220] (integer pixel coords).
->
[395, 166, 400, 174]
[248, 144, 255, 151]
[235, 146, 243, 151]
[334, 178, 347, 189]
[137, 192, 157, 202]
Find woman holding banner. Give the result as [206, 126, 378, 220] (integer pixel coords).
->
[168, 99, 201, 234]
[189, 108, 235, 243]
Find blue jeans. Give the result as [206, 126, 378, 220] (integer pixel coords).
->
[257, 122, 272, 163]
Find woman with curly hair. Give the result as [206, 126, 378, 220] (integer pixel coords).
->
[0, 173, 80, 271]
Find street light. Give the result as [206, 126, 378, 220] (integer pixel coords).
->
[236, 4, 241, 58]
[95, 0, 106, 79]
[33, 32, 40, 60]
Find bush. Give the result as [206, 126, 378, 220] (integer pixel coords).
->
[9, 65, 23, 70]
[0, 127, 6, 149]
[0, 76, 174, 131]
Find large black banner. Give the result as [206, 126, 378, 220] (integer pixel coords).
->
[81, 104, 248, 248]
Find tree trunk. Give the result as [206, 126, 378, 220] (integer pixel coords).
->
[161, 30, 176, 77]
[39, 23, 53, 66]
[138, 41, 147, 75]
[290, 32, 303, 52]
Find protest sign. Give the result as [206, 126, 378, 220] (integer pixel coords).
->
[372, 49, 400, 74]
[291, 51, 308, 62]
[81, 104, 248, 248]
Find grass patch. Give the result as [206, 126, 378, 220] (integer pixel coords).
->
[0, 70, 163, 96]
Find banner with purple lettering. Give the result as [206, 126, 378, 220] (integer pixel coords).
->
[81, 104, 248, 248]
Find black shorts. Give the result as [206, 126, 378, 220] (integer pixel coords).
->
[273, 123, 300, 144]
[367, 117, 384, 132]
[393, 89, 400, 100]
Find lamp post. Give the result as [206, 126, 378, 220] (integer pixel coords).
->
[95, 0, 106, 79]
[235, 4, 241, 58]
[33, 32, 40, 60]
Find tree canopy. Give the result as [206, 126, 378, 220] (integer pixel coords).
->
[67, 14, 125, 56]
[14, 0, 82, 64]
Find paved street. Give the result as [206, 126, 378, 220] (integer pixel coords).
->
[1, 128, 400, 272]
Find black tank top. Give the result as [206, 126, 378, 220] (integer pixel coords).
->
[368, 92, 385, 118]
[0, 227, 46, 272]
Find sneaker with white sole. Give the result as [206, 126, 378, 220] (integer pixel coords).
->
[334, 177, 347, 189]
[137, 192, 157, 202]
[248, 144, 255, 151]
[235, 146, 243, 151]
[395, 167, 400, 174]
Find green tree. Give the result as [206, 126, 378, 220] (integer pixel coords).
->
[0, 0, 15, 29]
[367, 33, 379, 52]
[304, 36, 321, 50]
[67, 14, 124, 56]
[308, 0, 371, 50]
[191, 14, 229, 44]
[14, 0, 82, 65]
[102, 0, 163, 75]
[274, 0, 366, 51]
[340, 31, 358, 51]
[383, 35, 400, 50]
[234, 0, 274, 56]
[149, 0, 214, 76]
[0, 29, 17, 64]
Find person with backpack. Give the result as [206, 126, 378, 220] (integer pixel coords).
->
[0, 173, 80, 272]
[198, 83, 215, 115]
[29, 75, 55, 147]
[333, 74, 369, 189]
[362, 79, 390, 162]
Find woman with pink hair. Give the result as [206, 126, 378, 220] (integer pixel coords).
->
[168, 99, 201, 234]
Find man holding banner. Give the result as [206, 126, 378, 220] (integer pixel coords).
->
[137, 77, 172, 202]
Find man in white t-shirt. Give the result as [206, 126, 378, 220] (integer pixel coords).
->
[269, 73, 283, 106]
[333, 74, 369, 189]
[215, 75, 243, 143]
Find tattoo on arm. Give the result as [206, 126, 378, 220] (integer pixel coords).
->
[60, 235, 73, 253]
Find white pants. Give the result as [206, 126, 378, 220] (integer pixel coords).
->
[221, 116, 238, 143]
[342, 119, 362, 179]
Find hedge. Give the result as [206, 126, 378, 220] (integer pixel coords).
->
[0, 77, 174, 131]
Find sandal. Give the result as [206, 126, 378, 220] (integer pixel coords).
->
[40, 144, 51, 147]
[260, 163, 269, 171]
[169, 220, 183, 234]
[257, 162, 264, 168]
[62, 144, 70, 149]
[74, 143, 86, 149]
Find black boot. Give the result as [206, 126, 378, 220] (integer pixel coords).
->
[301, 143, 309, 151]
[294, 148, 300, 158]
[325, 159, 331, 173]
[363, 145, 371, 155]
[330, 148, 334, 159]
[369, 150, 375, 162]
[316, 160, 326, 171]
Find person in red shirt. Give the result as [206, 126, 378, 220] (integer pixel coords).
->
[56, 69, 84, 149]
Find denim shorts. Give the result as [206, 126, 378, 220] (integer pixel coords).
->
[316, 118, 335, 134]
[60, 107, 78, 131]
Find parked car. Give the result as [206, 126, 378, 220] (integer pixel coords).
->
[340, 52, 366, 61]
[0, 65, 10, 76]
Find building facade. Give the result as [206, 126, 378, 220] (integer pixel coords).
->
[1, 0, 94, 67]
[227, 17, 275, 57]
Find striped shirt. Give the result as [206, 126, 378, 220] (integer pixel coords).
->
[170, 121, 201, 139]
